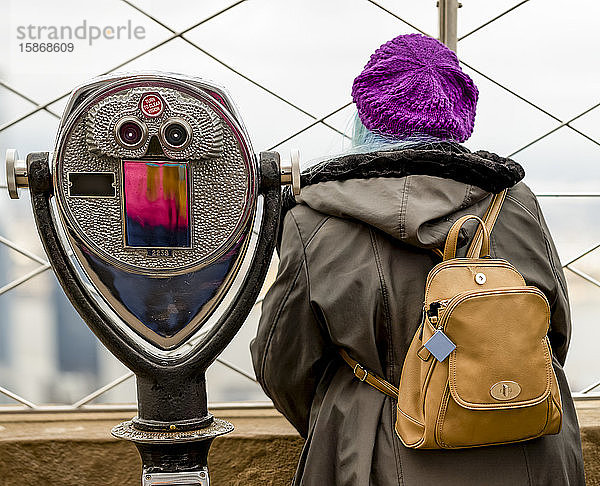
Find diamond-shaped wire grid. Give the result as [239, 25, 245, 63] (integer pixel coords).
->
[0, 0, 598, 409]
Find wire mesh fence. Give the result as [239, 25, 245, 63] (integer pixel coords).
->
[0, 0, 598, 411]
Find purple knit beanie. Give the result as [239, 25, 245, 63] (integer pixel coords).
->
[351, 33, 478, 143]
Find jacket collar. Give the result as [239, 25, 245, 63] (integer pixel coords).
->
[300, 143, 523, 193]
[282, 143, 524, 214]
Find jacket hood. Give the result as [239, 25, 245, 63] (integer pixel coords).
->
[286, 144, 524, 249]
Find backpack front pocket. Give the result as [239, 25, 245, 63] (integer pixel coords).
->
[432, 287, 555, 447]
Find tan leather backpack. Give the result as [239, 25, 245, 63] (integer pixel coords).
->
[341, 190, 563, 449]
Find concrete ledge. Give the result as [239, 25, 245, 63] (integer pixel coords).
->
[0, 407, 303, 485]
[0, 402, 598, 485]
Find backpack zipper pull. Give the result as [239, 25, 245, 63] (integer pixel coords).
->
[427, 299, 450, 325]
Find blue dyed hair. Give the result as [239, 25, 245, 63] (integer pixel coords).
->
[302, 111, 451, 170]
[351, 112, 447, 152]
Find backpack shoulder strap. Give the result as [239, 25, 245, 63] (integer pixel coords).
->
[339, 349, 398, 399]
[466, 189, 508, 258]
[429, 189, 507, 260]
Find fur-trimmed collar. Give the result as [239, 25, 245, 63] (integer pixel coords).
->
[282, 143, 524, 212]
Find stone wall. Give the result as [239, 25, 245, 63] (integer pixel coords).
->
[0, 403, 598, 485]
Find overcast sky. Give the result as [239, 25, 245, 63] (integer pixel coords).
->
[2, 0, 600, 189]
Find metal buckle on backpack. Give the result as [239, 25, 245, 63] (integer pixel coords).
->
[353, 363, 368, 382]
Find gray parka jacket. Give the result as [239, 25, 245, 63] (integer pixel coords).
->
[250, 146, 585, 486]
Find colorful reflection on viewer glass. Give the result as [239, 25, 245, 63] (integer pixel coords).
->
[123, 160, 190, 248]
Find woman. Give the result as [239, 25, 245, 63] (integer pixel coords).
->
[251, 33, 585, 485]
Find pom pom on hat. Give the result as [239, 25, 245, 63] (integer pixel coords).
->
[351, 33, 478, 143]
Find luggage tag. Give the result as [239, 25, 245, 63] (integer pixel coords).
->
[423, 330, 456, 361]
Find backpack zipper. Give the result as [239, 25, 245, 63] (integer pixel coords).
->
[435, 286, 549, 332]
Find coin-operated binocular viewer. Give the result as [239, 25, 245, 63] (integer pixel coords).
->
[6, 73, 300, 485]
